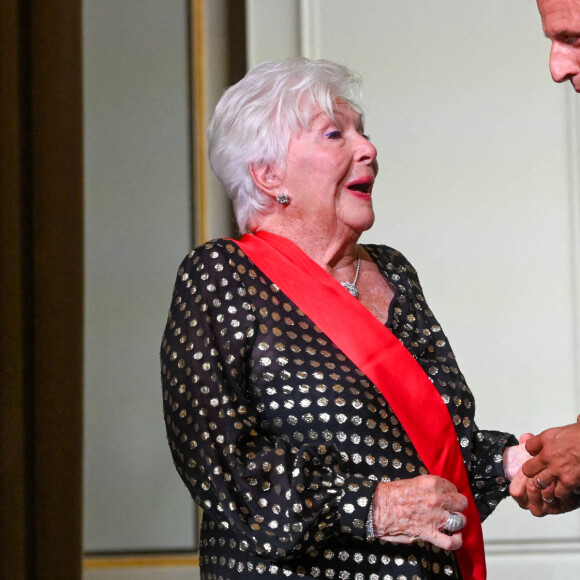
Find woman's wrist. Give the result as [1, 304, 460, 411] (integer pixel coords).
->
[503, 441, 532, 481]
[368, 481, 389, 539]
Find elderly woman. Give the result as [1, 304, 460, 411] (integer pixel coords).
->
[161, 58, 528, 580]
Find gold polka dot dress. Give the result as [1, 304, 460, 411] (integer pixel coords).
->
[160, 239, 516, 580]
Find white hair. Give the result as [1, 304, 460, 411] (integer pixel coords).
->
[207, 58, 364, 233]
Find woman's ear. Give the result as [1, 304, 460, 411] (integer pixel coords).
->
[249, 163, 281, 198]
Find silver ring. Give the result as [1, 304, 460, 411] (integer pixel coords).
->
[536, 475, 548, 490]
[443, 512, 464, 533]
[543, 497, 557, 504]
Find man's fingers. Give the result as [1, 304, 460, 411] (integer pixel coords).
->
[534, 472, 553, 490]
[522, 454, 546, 478]
[524, 434, 544, 456]
[525, 476, 549, 516]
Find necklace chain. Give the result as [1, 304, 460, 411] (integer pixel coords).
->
[340, 248, 361, 299]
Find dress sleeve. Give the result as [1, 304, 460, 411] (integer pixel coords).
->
[160, 242, 375, 561]
[469, 427, 518, 521]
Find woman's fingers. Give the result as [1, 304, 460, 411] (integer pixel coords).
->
[509, 469, 530, 509]
[379, 529, 463, 551]
[443, 491, 468, 514]
[425, 475, 468, 513]
[380, 510, 466, 551]
[372, 475, 467, 550]
[433, 530, 464, 551]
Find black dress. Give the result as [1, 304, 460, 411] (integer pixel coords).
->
[160, 239, 516, 580]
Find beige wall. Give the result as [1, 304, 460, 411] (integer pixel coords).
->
[83, 0, 195, 552]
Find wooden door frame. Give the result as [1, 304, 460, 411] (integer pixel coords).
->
[0, 2, 84, 579]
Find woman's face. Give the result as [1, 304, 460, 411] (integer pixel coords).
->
[279, 100, 379, 238]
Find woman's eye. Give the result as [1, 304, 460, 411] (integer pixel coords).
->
[362, 134, 371, 141]
[325, 130, 342, 140]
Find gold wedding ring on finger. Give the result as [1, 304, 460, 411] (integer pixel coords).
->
[442, 512, 464, 534]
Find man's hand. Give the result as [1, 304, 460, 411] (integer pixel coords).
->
[510, 468, 580, 516]
[523, 416, 580, 502]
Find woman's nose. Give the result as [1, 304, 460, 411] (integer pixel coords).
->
[356, 134, 378, 165]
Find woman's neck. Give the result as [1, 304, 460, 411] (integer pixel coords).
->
[253, 218, 360, 276]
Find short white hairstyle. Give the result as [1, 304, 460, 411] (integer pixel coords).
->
[207, 58, 364, 233]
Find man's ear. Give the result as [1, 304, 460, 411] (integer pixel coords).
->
[249, 163, 281, 198]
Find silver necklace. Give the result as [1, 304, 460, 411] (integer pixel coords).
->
[340, 249, 361, 299]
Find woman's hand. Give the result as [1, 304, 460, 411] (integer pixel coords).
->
[371, 475, 468, 551]
[503, 435, 533, 481]
[506, 434, 555, 515]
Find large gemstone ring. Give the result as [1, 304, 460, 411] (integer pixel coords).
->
[443, 512, 464, 533]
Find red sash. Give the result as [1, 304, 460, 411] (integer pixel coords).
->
[232, 230, 486, 580]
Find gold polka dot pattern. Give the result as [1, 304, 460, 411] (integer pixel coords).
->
[161, 239, 516, 580]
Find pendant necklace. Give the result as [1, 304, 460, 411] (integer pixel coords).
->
[340, 248, 361, 299]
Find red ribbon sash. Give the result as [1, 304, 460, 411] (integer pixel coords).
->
[232, 231, 486, 580]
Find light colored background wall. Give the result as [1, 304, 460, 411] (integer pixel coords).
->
[83, 0, 195, 553]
